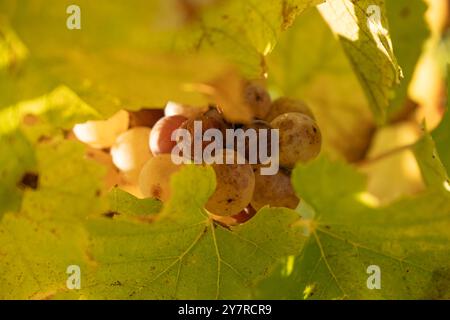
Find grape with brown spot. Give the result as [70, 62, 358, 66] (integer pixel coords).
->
[270, 112, 322, 168]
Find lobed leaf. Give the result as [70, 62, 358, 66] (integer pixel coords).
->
[318, 0, 402, 122]
[81, 165, 306, 299]
[256, 151, 450, 299]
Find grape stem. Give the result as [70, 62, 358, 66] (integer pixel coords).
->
[356, 142, 417, 167]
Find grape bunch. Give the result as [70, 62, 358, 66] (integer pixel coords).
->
[72, 81, 322, 226]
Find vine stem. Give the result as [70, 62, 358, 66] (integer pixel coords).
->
[356, 142, 417, 167]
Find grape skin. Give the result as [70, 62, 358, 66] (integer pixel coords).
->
[138, 154, 183, 201]
[73, 110, 129, 149]
[243, 81, 271, 119]
[205, 150, 255, 216]
[210, 204, 257, 226]
[265, 97, 315, 122]
[149, 115, 188, 155]
[111, 127, 152, 183]
[270, 112, 322, 168]
[242, 120, 273, 162]
[164, 101, 208, 118]
[232, 204, 257, 224]
[179, 114, 227, 160]
[251, 169, 299, 211]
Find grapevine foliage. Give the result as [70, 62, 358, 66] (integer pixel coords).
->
[0, 0, 449, 299]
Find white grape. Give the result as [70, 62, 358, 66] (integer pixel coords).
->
[265, 97, 315, 122]
[205, 149, 255, 216]
[73, 110, 129, 149]
[270, 112, 322, 168]
[149, 115, 188, 155]
[243, 81, 271, 119]
[111, 127, 152, 183]
[251, 169, 299, 211]
[179, 114, 227, 160]
[164, 101, 208, 118]
[138, 154, 184, 201]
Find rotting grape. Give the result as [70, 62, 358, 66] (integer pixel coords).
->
[73, 110, 129, 149]
[164, 101, 208, 119]
[232, 204, 257, 224]
[270, 112, 322, 168]
[138, 154, 183, 202]
[251, 169, 299, 211]
[111, 127, 152, 183]
[210, 204, 257, 227]
[128, 108, 164, 128]
[205, 149, 255, 216]
[243, 81, 271, 119]
[265, 97, 315, 122]
[149, 115, 188, 155]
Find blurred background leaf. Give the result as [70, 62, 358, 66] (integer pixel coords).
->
[267, 8, 374, 162]
[0, 0, 322, 116]
[385, 0, 429, 119]
[318, 0, 402, 123]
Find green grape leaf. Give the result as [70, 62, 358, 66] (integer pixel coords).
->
[0, 0, 323, 116]
[0, 213, 90, 299]
[0, 19, 28, 72]
[318, 0, 402, 122]
[170, 0, 325, 77]
[0, 86, 99, 218]
[0, 86, 100, 138]
[0, 1, 233, 114]
[385, 0, 429, 118]
[0, 87, 110, 298]
[433, 109, 450, 175]
[0, 0, 446, 301]
[0, 140, 106, 299]
[256, 154, 450, 299]
[413, 131, 449, 189]
[107, 187, 162, 219]
[79, 165, 306, 299]
[267, 8, 374, 162]
[432, 70, 450, 173]
[0, 131, 35, 218]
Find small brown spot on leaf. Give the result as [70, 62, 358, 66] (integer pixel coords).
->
[103, 211, 119, 218]
[37, 135, 51, 143]
[22, 114, 40, 126]
[400, 7, 410, 18]
[18, 172, 39, 190]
